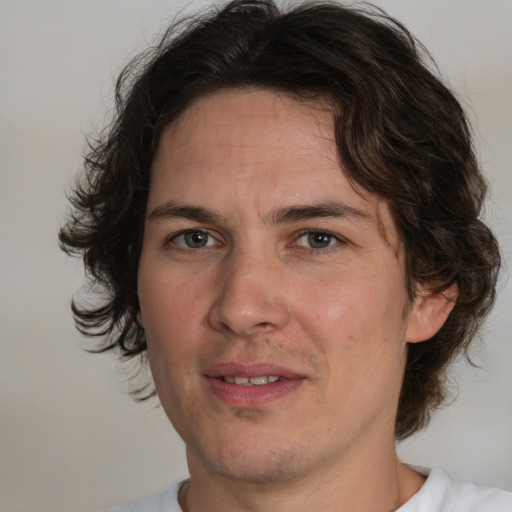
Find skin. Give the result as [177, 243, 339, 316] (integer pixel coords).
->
[137, 89, 455, 512]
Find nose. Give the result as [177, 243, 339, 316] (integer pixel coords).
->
[207, 251, 291, 337]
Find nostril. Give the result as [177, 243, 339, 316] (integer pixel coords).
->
[254, 322, 272, 329]
[218, 320, 272, 335]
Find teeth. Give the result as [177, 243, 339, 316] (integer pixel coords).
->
[249, 376, 268, 385]
[224, 376, 279, 386]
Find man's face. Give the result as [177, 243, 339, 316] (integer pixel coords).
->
[137, 89, 422, 483]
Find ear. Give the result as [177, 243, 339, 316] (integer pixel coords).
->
[405, 283, 457, 343]
[136, 310, 144, 328]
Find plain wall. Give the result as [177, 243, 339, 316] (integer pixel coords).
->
[1, 1, 511, 510]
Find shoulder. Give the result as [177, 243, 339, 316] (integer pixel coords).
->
[449, 474, 512, 511]
[99, 481, 184, 512]
[400, 467, 512, 512]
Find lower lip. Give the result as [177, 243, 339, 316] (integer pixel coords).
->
[206, 377, 304, 407]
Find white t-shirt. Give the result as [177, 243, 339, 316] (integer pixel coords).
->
[102, 468, 512, 511]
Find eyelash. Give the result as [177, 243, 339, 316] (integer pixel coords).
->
[292, 230, 346, 253]
[164, 228, 346, 254]
[166, 229, 221, 250]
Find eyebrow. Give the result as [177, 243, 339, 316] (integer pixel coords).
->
[148, 200, 371, 226]
[147, 201, 223, 224]
[270, 202, 372, 225]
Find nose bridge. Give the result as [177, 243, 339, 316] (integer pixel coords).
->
[208, 245, 290, 336]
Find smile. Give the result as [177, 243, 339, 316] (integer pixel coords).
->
[204, 364, 304, 407]
[223, 376, 280, 386]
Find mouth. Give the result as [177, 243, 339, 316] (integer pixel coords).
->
[222, 375, 280, 386]
[204, 363, 305, 407]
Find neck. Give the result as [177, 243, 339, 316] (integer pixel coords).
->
[180, 439, 425, 512]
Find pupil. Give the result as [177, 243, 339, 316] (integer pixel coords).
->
[186, 231, 207, 248]
[308, 232, 330, 248]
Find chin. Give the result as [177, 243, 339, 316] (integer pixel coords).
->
[201, 454, 306, 485]
[188, 435, 312, 484]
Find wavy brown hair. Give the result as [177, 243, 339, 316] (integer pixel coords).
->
[59, 0, 500, 439]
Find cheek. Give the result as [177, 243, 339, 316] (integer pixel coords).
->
[138, 276, 201, 403]
[139, 271, 205, 412]
[139, 265, 207, 343]
[308, 274, 405, 338]
[298, 262, 409, 377]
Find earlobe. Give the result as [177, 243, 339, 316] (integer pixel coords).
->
[405, 283, 457, 343]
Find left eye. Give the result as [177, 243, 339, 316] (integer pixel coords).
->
[296, 231, 338, 249]
[170, 230, 218, 249]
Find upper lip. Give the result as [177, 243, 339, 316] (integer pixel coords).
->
[204, 362, 304, 380]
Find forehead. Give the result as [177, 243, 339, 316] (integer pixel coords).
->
[159, 88, 338, 170]
[150, 88, 397, 243]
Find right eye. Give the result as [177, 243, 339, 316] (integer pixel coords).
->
[170, 229, 219, 249]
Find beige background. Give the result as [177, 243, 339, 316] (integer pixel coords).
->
[1, 1, 511, 510]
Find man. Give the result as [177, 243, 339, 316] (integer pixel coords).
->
[59, 0, 510, 510]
